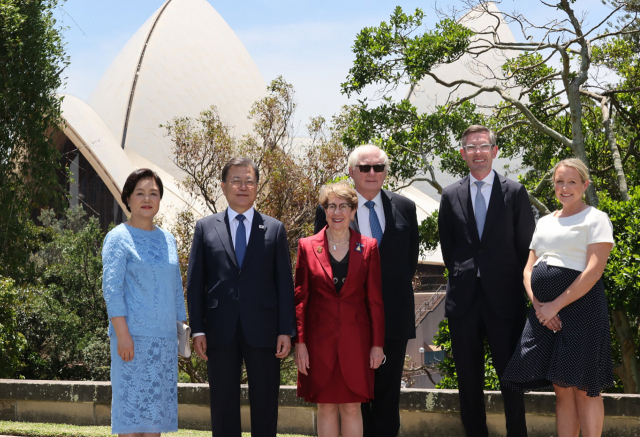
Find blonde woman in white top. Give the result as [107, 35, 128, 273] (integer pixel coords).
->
[502, 158, 615, 437]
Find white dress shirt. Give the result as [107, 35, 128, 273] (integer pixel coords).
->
[469, 170, 495, 213]
[355, 190, 386, 238]
[227, 206, 254, 248]
[193, 206, 255, 338]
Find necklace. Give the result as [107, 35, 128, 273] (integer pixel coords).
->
[327, 234, 350, 251]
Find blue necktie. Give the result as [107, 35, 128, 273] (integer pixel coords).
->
[474, 181, 487, 239]
[235, 214, 246, 267]
[365, 200, 383, 246]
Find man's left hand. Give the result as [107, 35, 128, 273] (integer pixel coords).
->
[275, 335, 291, 358]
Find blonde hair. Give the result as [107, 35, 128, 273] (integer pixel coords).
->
[347, 144, 389, 169]
[319, 181, 358, 209]
[552, 158, 589, 183]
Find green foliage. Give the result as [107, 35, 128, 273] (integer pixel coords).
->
[431, 319, 456, 388]
[0, 0, 68, 280]
[11, 206, 109, 380]
[418, 211, 439, 256]
[342, 7, 474, 96]
[600, 187, 640, 315]
[432, 318, 500, 390]
[0, 277, 28, 377]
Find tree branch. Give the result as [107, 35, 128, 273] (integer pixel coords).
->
[425, 71, 574, 150]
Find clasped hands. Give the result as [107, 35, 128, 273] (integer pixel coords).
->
[532, 297, 562, 332]
[295, 343, 385, 375]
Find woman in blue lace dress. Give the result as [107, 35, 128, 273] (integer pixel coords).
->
[102, 168, 187, 436]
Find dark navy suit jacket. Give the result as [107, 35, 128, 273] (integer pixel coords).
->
[187, 209, 296, 348]
[438, 172, 535, 319]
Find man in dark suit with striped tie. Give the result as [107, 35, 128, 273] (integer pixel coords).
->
[187, 157, 296, 437]
[315, 144, 419, 437]
[438, 125, 535, 436]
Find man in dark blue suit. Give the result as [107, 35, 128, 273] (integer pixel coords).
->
[438, 125, 535, 436]
[187, 157, 296, 437]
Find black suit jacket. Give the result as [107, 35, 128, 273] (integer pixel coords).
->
[187, 210, 296, 348]
[438, 172, 535, 319]
[314, 189, 419, 339]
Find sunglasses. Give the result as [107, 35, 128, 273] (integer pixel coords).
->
[356, 164, 386, 173]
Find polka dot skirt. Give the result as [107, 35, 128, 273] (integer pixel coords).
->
[502, 261, 615, 397]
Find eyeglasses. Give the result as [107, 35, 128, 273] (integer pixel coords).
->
[228, 178, 256, 188]
[463, 143, 493, 153]
[325, 203, 352, 213]
[356, 164, 386, 173]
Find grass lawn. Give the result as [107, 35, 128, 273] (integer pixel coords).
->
[0, 421, 312, 437]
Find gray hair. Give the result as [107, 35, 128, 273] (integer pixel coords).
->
[347, 144, 390, 169]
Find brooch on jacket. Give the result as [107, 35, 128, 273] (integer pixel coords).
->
[317, 246, 323, 253]
[355, 243, 364, 253]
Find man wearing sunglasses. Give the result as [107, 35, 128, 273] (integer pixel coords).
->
[438, 125, 535, 436]
[314, 144, 419, 437]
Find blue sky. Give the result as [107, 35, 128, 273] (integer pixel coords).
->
[56, 0, 614, 128]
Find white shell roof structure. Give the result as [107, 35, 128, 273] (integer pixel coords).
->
[88, 0, 266, 180]
[60, 95, 205, 220]
[59, 0, 267, 222]
[397, 185, 443, 265]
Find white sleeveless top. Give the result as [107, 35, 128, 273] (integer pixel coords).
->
[530, 206, 614, 272]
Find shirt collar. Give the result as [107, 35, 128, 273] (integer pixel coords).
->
[227, 206, 255, 224]
[356, 190, 383, 210]
[469, 170, 495, 187]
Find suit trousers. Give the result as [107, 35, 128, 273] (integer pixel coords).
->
[206, 320, 281, 437]
[361, 337, 408, 437]
[448, 279, 527, 437]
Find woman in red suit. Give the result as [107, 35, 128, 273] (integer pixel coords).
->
[294, 182, 385, 437]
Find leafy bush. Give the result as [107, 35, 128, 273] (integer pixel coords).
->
[0, 277, 28, 378]
[10, 206, 110, 380]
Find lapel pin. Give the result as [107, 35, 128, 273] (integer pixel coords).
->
[355, 243, 364, 253]
[258, 224, 265, 229]
[317, 246, 323, 253]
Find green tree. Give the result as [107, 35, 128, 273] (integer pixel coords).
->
[0, 277, 27, 377]
[0, 0, 68, 280]
[599, 187, 640, 392]
[13, 206, 109, 380]
[343, 1, 640, 391]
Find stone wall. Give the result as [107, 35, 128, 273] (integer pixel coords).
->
[1, 380, 640, 436]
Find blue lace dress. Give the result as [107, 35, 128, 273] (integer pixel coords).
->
[102, 224, 187, 434]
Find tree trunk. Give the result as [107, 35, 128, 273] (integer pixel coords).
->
[602, 100, 630, 201]
[611, 309, 640, 394]
[565, 80, 598, 206]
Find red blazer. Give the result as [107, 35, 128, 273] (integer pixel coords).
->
[294, 227, 385, 399]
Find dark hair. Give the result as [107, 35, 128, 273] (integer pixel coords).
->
[221, 157, 259, 184]
[121, 168, 164, 212]
[460, 125, 497, 147]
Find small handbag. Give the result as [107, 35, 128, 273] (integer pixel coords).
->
[177, 321, 192, 358]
